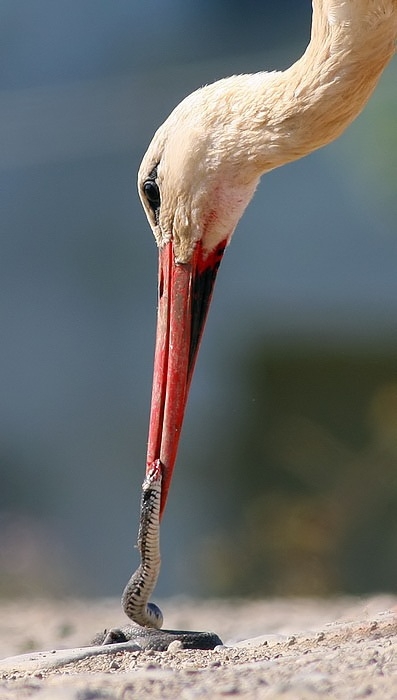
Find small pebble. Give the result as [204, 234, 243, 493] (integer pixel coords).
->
[353, 685, 373, 698]
[218, 683, 239, 695]
[167, 640, 183, 652]
[145, 662, 161, 670]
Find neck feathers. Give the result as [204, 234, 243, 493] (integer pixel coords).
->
[252, 0, 397, 173]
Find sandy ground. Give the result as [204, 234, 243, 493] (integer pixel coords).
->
[0, 596, 397, 699]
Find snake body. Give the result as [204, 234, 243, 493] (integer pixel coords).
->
[98, 458, 222, 649]
[121, 460, 163, 629]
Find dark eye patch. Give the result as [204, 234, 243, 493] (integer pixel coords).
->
[142, 165, 161, 223]
[143, 180, 161, 211]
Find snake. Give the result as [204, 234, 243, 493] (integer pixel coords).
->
[121, 459, 164, 629]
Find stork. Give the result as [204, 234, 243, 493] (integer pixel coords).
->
[104, 0, 396, 649]
[139, 0, 396, 521]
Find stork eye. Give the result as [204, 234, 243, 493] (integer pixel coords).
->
[143, 179, 161, 213]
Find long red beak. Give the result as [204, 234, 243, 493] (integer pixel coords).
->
[146, 238, 226, 517]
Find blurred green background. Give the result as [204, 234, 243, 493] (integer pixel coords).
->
[1, 1, 396, 600]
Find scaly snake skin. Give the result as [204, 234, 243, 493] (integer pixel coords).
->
[121, 460, 164, 629]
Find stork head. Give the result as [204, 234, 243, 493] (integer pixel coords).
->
[138, 79, 260, 515]
[138, 80, 262, 262]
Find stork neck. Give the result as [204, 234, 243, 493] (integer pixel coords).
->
[254, 0, 396, 173]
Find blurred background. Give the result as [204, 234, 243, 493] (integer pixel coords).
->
[1, 0, 397, 602]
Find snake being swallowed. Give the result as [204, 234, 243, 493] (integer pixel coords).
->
[98, 460, 222, 651]
[121, 460, 164, 629]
